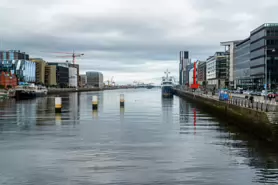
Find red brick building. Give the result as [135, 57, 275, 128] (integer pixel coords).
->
[0, 72, 18, 88]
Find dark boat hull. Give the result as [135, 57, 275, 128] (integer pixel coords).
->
[161, 86, 173, 97]
[15, 90, 47, 100]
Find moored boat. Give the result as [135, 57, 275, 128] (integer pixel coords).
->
[14, 83, 48, 100]
[161, 69, 174, 97]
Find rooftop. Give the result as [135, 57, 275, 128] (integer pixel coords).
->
[220, 40, 242, 46]
[251, 23, 278, 34]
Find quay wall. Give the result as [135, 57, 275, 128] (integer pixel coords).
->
[174, 89, 278, 144]
[47, 87, 127, 94]
[47, 88, 102, 94]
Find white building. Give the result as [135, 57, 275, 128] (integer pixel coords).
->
[206, 52, 228, 89]
[189, 68, 194, 86]
[220, 40, 242, 88]
[69, 67, 78, 87]
[86, 71, 104, 88]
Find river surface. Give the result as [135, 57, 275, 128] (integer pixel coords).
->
[0, 89, 278, 185]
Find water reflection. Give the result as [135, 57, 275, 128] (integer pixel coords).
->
[92, 110, 98, 120]
[193, 108, 197, 135]
[0, 90, 278, 184]
[55, 113, 62, 125]
[120, 107, 125, 122]
[161, 97, 173, 123]
[215, 123, 278, 184]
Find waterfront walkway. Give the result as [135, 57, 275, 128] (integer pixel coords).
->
[175, 88, 278, 113]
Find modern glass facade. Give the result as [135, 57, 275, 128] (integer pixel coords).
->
[250, 24, 278, 89]
[197, 61, 206, 84]
[235, 38, 251, 88]
[0, 50, 29, 60]
[179, 51, 189, 85]
[0, 60, 36, 82]
[86, 71, 104, 88]
[184, 63, 193, 85]
[234, 23, 278, 90]
[48, 63, 69, 88]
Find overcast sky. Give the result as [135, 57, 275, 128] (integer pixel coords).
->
[0, 0, 277, 84]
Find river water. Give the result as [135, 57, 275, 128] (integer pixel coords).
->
[0, 89, 278, 185]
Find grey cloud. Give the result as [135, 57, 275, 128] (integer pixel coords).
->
[1, 0, 278, 83]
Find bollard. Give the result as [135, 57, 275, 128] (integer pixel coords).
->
[92, 96, 98, 110]
[55, 97, 62, 113]
[120, 94, 125, 107]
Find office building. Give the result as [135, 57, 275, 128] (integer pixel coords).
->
[249, 23, 278, 89]
[234, 37, 251, 88]
[197, 61, 206, 85]
[80, 74, 87, 87]
[45, 65, 57, 86]
[179, 51, 189, 85]
[30, 58, 46, 84]
[220, 40, 242, 88]
[0, 50, 29, 60]
[206, 52, 228, 89]
[184, 63, 194, 86]
[68, 63, 80, 87]
[0, 59, 36, 83]
[233, 23, 278, 90]
[86, 71, 104, 88]
[68, 66, 78, 87]
[48, 63, 69, 87]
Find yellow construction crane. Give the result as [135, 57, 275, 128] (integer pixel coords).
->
[106, 76, 115, 87]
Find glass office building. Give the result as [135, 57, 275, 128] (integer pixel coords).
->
[235, 38, 251, 88]
[0, 60, 36, 82]
[86, 71, 104, 88]
[236, 23, 278, 90]
[0, 50, 29, 60]
[47, 63, 69, 88]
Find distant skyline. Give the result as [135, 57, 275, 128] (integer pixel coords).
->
[1, 0, 278, 84]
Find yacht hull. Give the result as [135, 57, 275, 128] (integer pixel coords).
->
[161, 85, 173, 97]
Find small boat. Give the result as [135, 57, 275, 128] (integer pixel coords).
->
[161, 69, 174, 97]
[146, 83, 154, 89]
[14, 83, 48, 100]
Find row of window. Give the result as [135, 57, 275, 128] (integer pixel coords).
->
[266, 29, 278, 36]
[251, 29, 265, 42]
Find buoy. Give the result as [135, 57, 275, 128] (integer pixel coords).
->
[120, 94, 124, 107]
[92, 96, 98, 110]
[55, 97, 62, 113]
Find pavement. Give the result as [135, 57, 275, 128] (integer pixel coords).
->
[180, 89, 277, 106]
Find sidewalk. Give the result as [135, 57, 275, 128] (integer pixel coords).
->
[176, 88, 277, 112]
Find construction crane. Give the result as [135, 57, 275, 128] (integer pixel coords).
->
[42, 50, 84, 64]
[111, 76, 115, 86]
[106, 80, 110, 86]
[106, 76, 115, 87]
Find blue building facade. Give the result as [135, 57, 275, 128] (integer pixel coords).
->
[0, 60, 36, 82]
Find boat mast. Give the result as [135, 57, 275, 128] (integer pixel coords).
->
[165, 69, 170, 79]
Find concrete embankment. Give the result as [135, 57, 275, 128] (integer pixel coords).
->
[174, 88, 278, 144]
[47, 87, 124, 94]
[47, 88, 102, 94]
